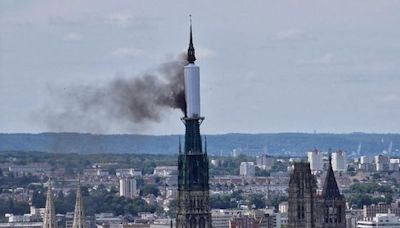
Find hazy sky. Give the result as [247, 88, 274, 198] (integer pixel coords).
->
[1, 0, 400, 134]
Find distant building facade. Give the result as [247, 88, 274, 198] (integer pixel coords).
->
[240, 162, 255, 177]
[119, 178, 137, 199]
[308, 150, 323, 172]
[374, 155, 389, 172]
[357, 213, 400, 228]
[153, 166, 177, 177]
[256, 155, 274, 170]
[332, 151, 347, 172]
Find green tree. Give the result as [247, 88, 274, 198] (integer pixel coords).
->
[247, 194, 266, 209]
[141, 184, 159, 197]
[31, 190, 46, 208]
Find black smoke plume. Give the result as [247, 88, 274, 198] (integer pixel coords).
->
[42, 55, 187, 132]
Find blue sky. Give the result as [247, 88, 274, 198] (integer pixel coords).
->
[1, 0, 400, 134]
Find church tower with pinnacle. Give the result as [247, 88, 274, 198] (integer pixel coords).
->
[318, 156, 346, 228]
[288, 155, 346, 228]
[176, 17, 212, 228]
[43, 179, 57, 228]
[72, 179, 87, 228]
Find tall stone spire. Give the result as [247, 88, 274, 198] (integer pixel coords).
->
[318, 154, 346, 228]
[43, 179, 57, 228]
[187, 15, 196, 64]
[72, 179, 87, 228]
[321, 155, 341, 199]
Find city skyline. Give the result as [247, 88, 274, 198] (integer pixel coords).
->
[1, 0, 400, 134]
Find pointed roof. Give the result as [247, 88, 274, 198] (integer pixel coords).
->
[187, 15, 196, 64]
[72, 179, 87, 228]
[322, 155, 342, 199]
[43, 179, 57, 228]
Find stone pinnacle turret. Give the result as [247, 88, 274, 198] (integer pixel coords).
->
[43, 179, 57, 228]
[72, 179, 87, 228]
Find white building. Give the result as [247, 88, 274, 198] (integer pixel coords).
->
[153, 166, 177, 177]
[389, 159, 400, 171]
[307, 150, 323, 172]
[211, 209, 246, 228]
[332, 150, 347, 172]
[375, 155, 390, 172]
[357, 213, 400, 227]
[256, 155, 274, 170]
[360, 156, 370, 164]
[119, 178, 137, 199]
[278, 202, 288, 213]
[115, 168, 142, 177]
[240, 162, 255, 177]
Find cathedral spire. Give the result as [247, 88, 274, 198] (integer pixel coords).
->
[322, 154, 341, 199]
[73, 178, 87, 228]
[187, 15, 196, 64]
[43, 178, 57, 228]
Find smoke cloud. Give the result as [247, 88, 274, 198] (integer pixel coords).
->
[42, 54, 187, 133]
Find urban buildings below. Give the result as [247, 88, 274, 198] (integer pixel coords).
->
[119, 178, 138, 199]
[256, 155, 274, 171]
[153, 166, 177, 177]
[356, 213, 400, 228]
[332, 150, 347, 172]
[307, 149, 323, 172]
[240, 162, 256, 177]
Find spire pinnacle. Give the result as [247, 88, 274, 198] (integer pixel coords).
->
[43, 179, 57, 228]
[187, 15, 196, 64]
[322, 153, 341, 199]
[73, 179, 87, 228]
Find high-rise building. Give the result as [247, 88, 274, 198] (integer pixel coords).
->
[360, 156, 370, 164]
[119, 178, 137, 199]
[240, 162, 256, 177]
[256, 155, 274, 170]
[72, 180, 87, 228]
[176, 19, 211, 228]
[375, 155, 389, 172]
[288, 155, 346, 228]
[308, 150, 323, 172]
[43, 179, 57, 228]
[332, 150, 347, 172]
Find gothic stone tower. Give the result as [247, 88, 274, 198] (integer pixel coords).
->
[288, 162, 317, 228]
[176, 19, 212, 228]
[317, 157, 346, 228]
